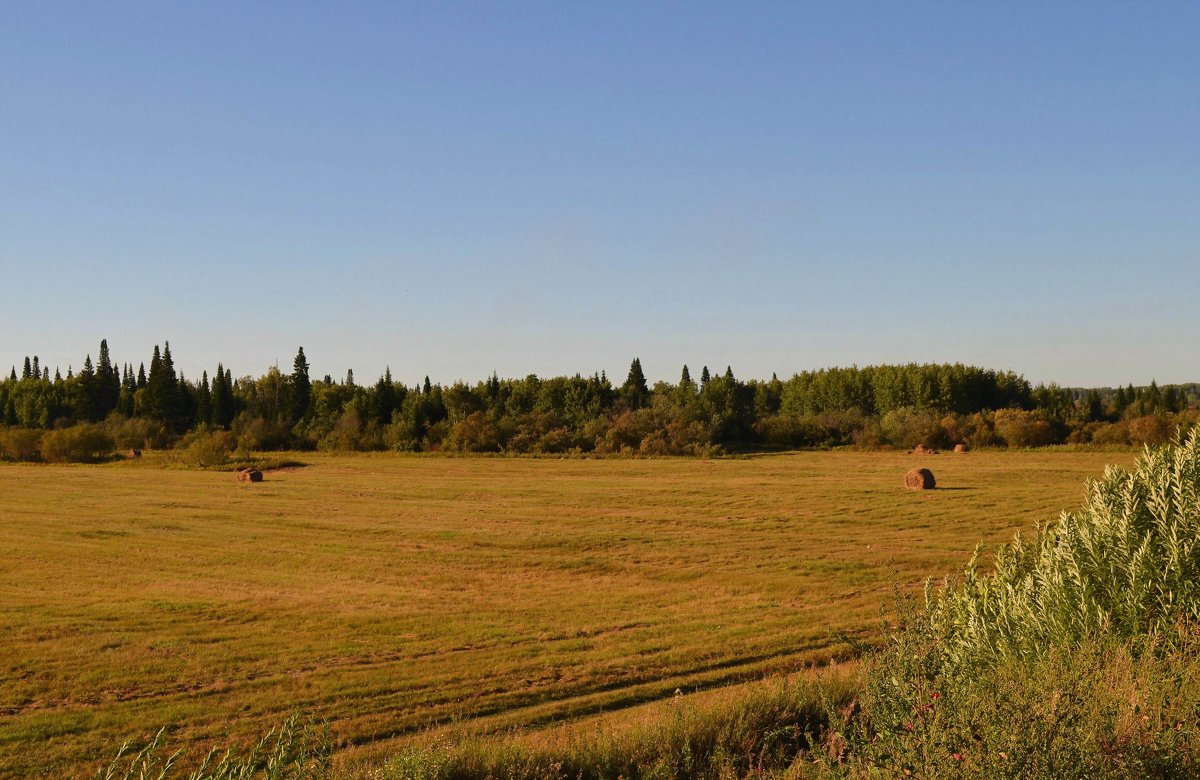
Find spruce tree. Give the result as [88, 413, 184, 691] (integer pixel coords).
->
[97, 339, 119, 416]
[9, 366, 17, 382]
[31, 356, 39, 380]
[137, 363, 147, 389]
[211, 364, 235, 429]
[21, 358, 30, 380]
[700, 365, 711, 385]
[345, 368, 355, 387]
[1084, 389, 1103, 422]
[146, 343, 182, 430]
[76, 354, 98, 421]
[621, 358, 650, 410]
[679, 364, 696, 399]
[197, 371, 212, 425]
[289, 347, 311, 423]
[423, 376, 432, 395]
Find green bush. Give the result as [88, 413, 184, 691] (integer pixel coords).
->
[823, 618, 1200, 779]
[105, 415, 169, 450]
[39, 424, 115, 463]
[992, 408, 1063, 448]
[176, 429, 237, 468]
[0, 426, 43, 461]
[880, 406, 942, 449]
[928, 427, 1200, 669]
[821, 428, 1200, 778]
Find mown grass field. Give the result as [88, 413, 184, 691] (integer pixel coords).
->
[0, 449, 1134, 778]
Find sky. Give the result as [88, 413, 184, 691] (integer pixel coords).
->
[2, 2, 1197, 388]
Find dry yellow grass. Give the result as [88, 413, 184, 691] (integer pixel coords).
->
[0, 449, 1133, 777]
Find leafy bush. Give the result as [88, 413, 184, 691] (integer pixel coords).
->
[823, 617, 1200, 779]
[822, 428, 1200, 778]
[992, 408, 1063, 448]
[879, 406, 942, 449]
[176, 429, 236, 468]
[929, 427, 1200, 669]
[39, 424, 115, 463]
[105, 416, 169, 450]
[1129, 415, 1174, 447]
[0, 426, 42, 461]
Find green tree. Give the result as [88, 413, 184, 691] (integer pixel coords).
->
[96, 339, 119, 416]
[197, 371, 213, 426]
[146, 342, 182, 430]
[289, 347, 312, 423]
[211, 364, 235, 429]
[621, 358, 650, 410]
[74, 354, 100, 422]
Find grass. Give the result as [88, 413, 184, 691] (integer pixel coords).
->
[0, 449, 1133, 777]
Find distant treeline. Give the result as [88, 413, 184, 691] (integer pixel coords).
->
[1, 341, 1197, 459]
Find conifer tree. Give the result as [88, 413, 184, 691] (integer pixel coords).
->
[700, 365, 711, 385]
[31, 356, 39, 380]
[21, 358, 30, 379]
[1084, 389, 1103, 422]
[345, 368, 355, 387]
[9, 366, 17, 382]
[76, 354, 99, 421]
[197, 371, 212, 425]
[423, 376, 432, 395]
[118, 364, 136, 417]
[621, 357, 650, 410]
[137, 363, 147, 389]
[678, 364, 696, 399]
[211, 364, 235, 429]
[146, 342, 182, 430]
[289, 347, 311, 423]
[97, 339, 119, 416]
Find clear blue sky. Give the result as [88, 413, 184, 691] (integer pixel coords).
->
[2, 2, 1197, 387]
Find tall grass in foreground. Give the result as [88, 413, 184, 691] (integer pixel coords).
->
[92, 716, 330, 780]
[824, 427, 1200, 778]
[929, 426, 1200, 670]
[367, 674, 854, 780]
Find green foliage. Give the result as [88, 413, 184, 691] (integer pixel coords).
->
[816, 431, 1200, 777]
[176, 429, 237, 468]
[927, 428, 1200, 670]
[824, 616, 1200, 779]
[0, 426, 43, 461]
[2, 341, 1196, 455]
[39, 424, 115, 463]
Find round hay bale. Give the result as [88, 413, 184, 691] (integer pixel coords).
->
[905, 468, 936, 490]
[236, 468, 263, 483]
[954, 443, 969, 453]
[126, 449, 142, 458]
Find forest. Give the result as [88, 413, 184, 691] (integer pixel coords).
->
[1, 340, 1197, 461]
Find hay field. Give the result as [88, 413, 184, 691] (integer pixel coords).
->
[0, 450, 1133, 777]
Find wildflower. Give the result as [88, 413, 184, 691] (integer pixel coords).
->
[931, 692, 940, 699]
[952, 753, 963, 761]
